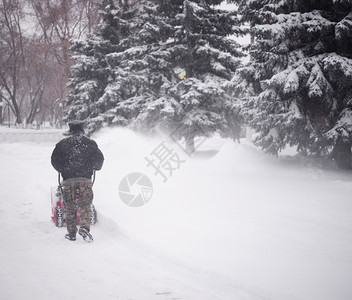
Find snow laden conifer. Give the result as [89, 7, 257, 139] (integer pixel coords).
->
[67, 0, 244, 151]
[164, 0, 245, 152]
[65, 0, 129, 132]
[102, 0, 244, 152]
[96, 0, 182, 133]
[232, 0, 352, 168]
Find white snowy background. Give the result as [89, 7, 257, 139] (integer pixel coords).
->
[0, 127, 351, 300]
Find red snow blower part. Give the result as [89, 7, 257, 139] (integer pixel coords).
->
[51, 171, 97, 227]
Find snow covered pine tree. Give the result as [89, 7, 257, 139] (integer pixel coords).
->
[162, 0, 245, 152]
[65, 0, 245, 151]
[232, 0, 352, 168]
[65, 0, 127, 132]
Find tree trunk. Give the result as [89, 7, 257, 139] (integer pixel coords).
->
[11, 95, 22, 124]
[333, 136, 352, 169]
[0, 101, 3, 125]
[185, 135, 195, 155]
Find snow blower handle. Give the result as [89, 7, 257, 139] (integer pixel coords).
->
[92, 169, 96, 186]
[58, 172, 64, 196]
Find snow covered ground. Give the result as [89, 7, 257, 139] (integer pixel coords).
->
[0, 127, 352, 300]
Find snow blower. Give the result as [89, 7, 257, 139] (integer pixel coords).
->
[51, 171, 97, 227]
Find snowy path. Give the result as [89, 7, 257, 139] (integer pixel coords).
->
[1, 128, 352, 300]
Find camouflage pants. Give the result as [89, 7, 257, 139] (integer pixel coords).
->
[62, 178, 93, 234]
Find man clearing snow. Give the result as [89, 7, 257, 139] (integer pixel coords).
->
[51, 120, 104, 242]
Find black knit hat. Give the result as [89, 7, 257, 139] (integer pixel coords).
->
[68, 120, 85, 134]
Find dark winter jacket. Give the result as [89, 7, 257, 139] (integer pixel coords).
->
[51, 133, 104, 180]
